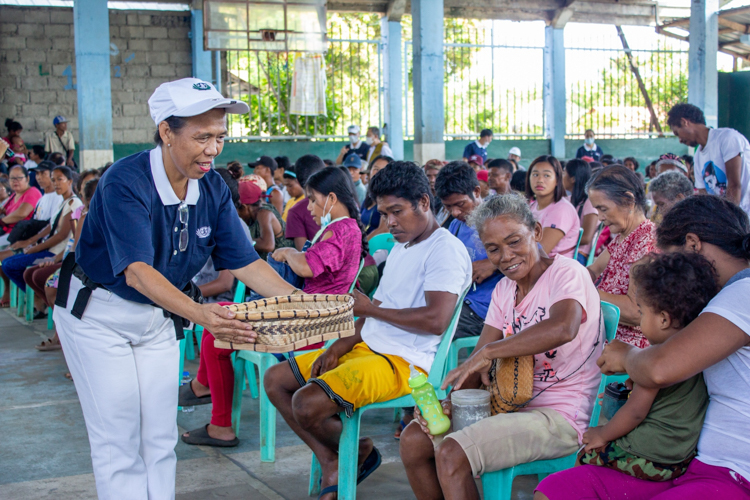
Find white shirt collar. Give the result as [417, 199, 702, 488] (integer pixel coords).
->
[150, 145, 201, 206]
[584, 143, 596, 151]
[475, 140, 486, 149]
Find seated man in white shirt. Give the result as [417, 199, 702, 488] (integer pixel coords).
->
[264, 161, 472, 500]
[32, 161, 63, 222]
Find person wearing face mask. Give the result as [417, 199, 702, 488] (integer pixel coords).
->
[336, 124, 370, 166]
[576, 129, 604, 162]
[364, 126, 393, 164]
[462, 128, 493, 164]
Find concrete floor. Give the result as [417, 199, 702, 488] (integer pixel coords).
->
[0, 308, 539, 500]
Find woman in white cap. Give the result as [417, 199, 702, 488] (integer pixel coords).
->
[53, 78, 298, 500]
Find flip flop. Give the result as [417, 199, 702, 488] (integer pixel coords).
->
[357, 446, 382, 485]
[0, 299, 9, 308]
[35, 339, 62, 351]
[178, 380, 212, 406]
[181, 425, 239, 447]
[317, 484, 338, 500]
[394, 419, 407, 440]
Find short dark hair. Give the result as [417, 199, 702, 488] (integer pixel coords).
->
[368, 161, 431, 208]
[367, 126, 380, 138]
[486, 158, 513, 174]
[274, 156, 291, 172]
[153, 115, 188, 145]
[600, 154, 615, 165]
[623, 156, 640, 170]
[632, 252, 720, 328]
[510, 169, 526, 192]
[480, 128, 493, 138]
[586, 164, 647, 214]
[31, 145, 45, 159]
[657, 194, 750, 260]
[435, 161, 479, 201]
[4, 118, 22, 133]
[294, 154, 326, 187]
[52, 165, 74, 181]
[9, 164, 28, 178]
[49, 152, 65, 166]
[667, 103, 706, 128]
[525, 155, 565, 203]
[369, 154, 393, 168]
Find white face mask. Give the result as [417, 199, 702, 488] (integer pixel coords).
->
[365, 136, 374, 146]
[320, 195, 334, 228]
[349, 135, 359, 145]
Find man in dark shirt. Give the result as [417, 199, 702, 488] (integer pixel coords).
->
[335, 125, 369, 165]
[462, 128, 493, 163]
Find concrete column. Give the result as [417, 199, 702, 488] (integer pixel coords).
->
[411, 0, 444, 163]
[73, 0, 113, 170]
[544, 25, 566, 159]
[381, 18, 404, 160]
[191, 5, 213, 83]
[688, 0, 719, 127]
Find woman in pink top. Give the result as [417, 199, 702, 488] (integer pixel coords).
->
[563, 159, 600, 264]
[587, 165, 655, 349]
[526, 155, 581, 258]
[270, 166, 367, 294]
[400, 193, 602, 500]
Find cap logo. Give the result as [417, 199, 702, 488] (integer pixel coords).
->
[193, 82, 211, 91]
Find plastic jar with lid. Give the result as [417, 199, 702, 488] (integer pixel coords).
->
[451, 389, 491, 432]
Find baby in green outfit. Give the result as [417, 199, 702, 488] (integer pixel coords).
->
[579, 252, 719, 481]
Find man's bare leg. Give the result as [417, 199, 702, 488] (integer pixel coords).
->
[435, 438, 479, 500]
[399, 422, 445, 500]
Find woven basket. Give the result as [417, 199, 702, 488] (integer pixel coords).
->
[213, 294, 355, 353]
[487, 355, 535, 414]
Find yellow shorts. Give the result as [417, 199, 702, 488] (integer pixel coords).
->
[289, 342, 424, 417]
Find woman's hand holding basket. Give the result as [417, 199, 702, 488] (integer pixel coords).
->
[198, 303, 257, 344]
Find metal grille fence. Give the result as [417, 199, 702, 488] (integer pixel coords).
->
[224, 17, 690, 142]
[565, 24, 689, 139]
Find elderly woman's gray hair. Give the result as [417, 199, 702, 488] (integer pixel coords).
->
[468, 192, 536, 234]
[649, 171, 694, 201]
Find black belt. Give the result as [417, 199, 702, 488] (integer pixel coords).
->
[56, 253, 203, 341]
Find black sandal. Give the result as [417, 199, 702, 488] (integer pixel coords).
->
[178, 380, 212, 406]
[181, 425, 239, 447]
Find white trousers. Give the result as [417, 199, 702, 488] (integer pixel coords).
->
[54, 276, 180, 500]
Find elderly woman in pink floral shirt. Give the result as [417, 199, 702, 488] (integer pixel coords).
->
[586, 166, 655, 348]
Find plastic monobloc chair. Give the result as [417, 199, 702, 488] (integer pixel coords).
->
[586, 222, 605, 267]
[445, 336, 480, 376]
[25, 287, 34, 322]
[230, 260, 365, 463]
[572, 227, 584, 261]
[307, 287, 470, 499]
[480, 301, 622, 500]
[367, 233, 396, 256]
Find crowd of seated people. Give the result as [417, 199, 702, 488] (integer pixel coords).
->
[4, 107, 750, 500]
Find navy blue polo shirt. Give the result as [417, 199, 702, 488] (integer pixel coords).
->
[77, 146, 258, 304]
[462, 141, 488, 163]
[576, 145, 604, 161]
[448, 218, 502, 319]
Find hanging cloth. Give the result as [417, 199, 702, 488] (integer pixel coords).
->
[290, 54, 327, 116]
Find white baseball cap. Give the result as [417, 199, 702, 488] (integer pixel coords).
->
[347, 125, 361, 135]
[508, 147, 521, 157]
[148, 78, 249, 126]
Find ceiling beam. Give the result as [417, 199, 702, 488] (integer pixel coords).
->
[551, 0, 576, 29]
[386, 0, 406, 21]
[718, 17, 749, 34]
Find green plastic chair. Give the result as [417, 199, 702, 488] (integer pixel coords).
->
[367, 233, 396, 256]
[230, 260, 366, 462]
[445, 336, 479, 376]
[308, 287, 470, 499]
[572, 227, 584, 261]
[16, 288, 25, 318]
[47, 307, 54, 330]
[586, 222, 605, 267]
[10, 281, 17, 309]
[480, 301, 622, 500]
[26, 287, 34, 322]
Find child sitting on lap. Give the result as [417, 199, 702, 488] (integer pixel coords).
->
[578, 252, 717, 481]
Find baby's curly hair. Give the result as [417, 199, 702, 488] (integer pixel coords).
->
[631, 253, 720, 328]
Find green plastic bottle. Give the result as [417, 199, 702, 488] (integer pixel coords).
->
[408, 364, 451, 436]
